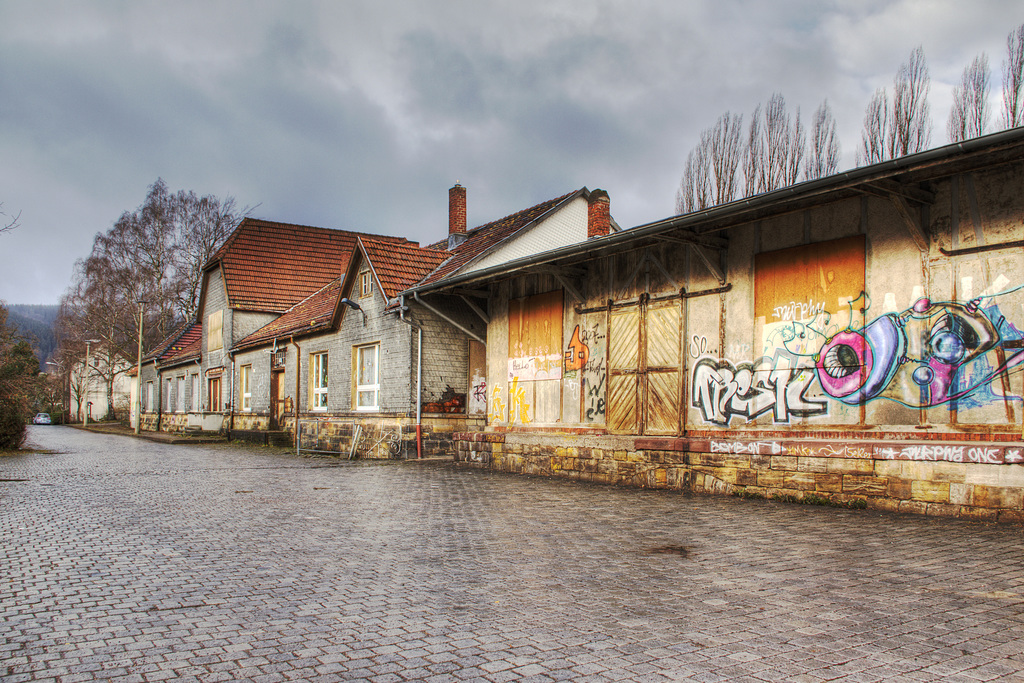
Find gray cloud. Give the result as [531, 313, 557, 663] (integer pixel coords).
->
[1, 0, 1021, 305]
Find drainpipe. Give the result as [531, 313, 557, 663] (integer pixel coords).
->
[398, 294, 423, 459]
[290, 336, 301, 449]
[228, 352, 235, 437]
[155, 365, 162, 432]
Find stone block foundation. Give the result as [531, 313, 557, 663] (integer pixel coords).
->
[454, 431, 1024, 522]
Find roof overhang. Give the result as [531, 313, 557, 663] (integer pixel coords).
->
[403, 128, 1024, 296]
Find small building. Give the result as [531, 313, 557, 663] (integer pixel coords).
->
[410, 129, 1024, 521]
[135, 185, 614, 457]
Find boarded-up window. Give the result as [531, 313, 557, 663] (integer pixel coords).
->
[507, 290, 563, 424]
[755, 235, 866, 357]
[207, 310, 224, 352]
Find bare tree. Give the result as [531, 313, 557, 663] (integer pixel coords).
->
[708, 112, 744, 205]
[890, 46, 932, 158]
[172, 190, 243, 320]
[806, 100, 840, 180]
[753, 93, 804, 192]
[785, 106, 806, 185]
[57, 179, 245, 402]
[676, 134, 712, 214]
[743, 103, 762, 197]
[859, 88, 889, 165]
[858, 47, 932, 164]
[676, 111, 746, 214]
[949, 53, 991, 142]
[1003, 23, 1024, 129]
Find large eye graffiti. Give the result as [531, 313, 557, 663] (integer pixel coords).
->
[815, 314, 906, 404]
[926, 311, 979, 365]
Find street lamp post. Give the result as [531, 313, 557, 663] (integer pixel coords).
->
[134, 301, 146, 434]
[45, 361, 66, 424]
[83, 339, 99, 426]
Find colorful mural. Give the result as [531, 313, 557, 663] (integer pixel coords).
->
[692, 288, 1024, 426]
[816, 295, 1024, 409]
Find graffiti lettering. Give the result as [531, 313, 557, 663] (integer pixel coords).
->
[509, 354, 562, 381]
[565, 377, 581, 400]
[773, 299, 826, 321]
[581, 319, 608, 423]
[783, 443, 872, 459]
[469, 374, 487, 415]
[585, 398, 606, 422]
[489, 385, 506, 423]
[688, 335, 709, 359]
[509, 377, 531, 424]
[692, 351, 827, 426]
[710, 440, 782, 455]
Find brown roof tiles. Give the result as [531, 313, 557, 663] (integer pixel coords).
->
[208, 218, 411, 313]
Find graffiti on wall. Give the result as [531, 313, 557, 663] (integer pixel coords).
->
[508, 377, 531, 424]
[470, 373, 487, 415]
[489, 385, 506, 423]
[577, 321, 608, 423]
[816, 295, 1024, 409]
[564, 324, 590, 372]
[693, 288, 1024, 426]
[708, 438, 1024, 463]
[691, 349, 827, 426]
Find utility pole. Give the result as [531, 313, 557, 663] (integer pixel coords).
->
[83, 339, 99, 426]
[135, 301, 146, 434]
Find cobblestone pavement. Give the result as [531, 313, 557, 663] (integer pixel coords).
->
[4, 426, 1024, 682]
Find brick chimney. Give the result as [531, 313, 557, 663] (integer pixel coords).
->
[448, 183, 468, 250]
[587, 189, 610, 239]
[449, 183, 467, 235]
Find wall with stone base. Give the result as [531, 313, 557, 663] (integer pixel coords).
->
[297, 414, 482, 459]
[454, 431, 1024, 522]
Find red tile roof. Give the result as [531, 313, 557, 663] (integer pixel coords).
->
[360, 237, 451, 302]
[207, 218, 412, 313]
[162, 322, 202, 366]
[144, 321, 201, 366]
[414, 189, 581, 289]
[233, 279, 341, 351]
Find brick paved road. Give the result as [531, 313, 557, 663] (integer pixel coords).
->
[4, 426, 1024, 682]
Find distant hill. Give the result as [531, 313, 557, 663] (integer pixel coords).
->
[5, 304, 59, 370]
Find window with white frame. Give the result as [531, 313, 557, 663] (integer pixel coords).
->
[311, 352, 328, 410]
[166, 378, 174, 412]
[355, 343, 379, 410]
[240, 365, 252, 412]
[176, 376, 185, 413]
[191, 374, 200, 412]
[146, 381, 154, 412]
[360, 270, 372, 297]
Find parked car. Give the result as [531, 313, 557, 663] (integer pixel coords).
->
[32, 413, 51, 425]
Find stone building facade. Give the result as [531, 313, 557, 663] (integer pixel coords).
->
[419, 131, 1024, 520]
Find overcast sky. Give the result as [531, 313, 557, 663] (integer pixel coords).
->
[1, 1, 1021, 305]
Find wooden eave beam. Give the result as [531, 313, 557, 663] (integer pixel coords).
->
[538, 267, 585, 303]
[863, 178, 935, 205]
[690, 244, 726, 284]
[887, 193, 929, 252]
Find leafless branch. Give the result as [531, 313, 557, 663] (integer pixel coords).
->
[806, 100, 840, 180]
[1003, 23, 1024, 129]
[949, 53, 990, 142]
